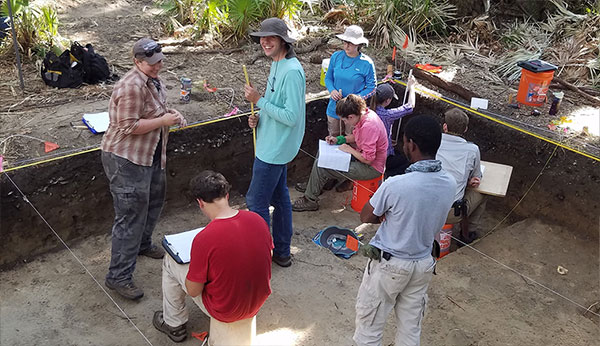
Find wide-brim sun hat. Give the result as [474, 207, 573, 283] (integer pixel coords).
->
[250, 17, 296, 44]
[336, 25, 369, 46]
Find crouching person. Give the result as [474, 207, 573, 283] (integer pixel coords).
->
[353, 116, 456, 346]
[153, 170, 273, 343]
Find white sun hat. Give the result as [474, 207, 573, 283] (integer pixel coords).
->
[336, 25, 369, 46]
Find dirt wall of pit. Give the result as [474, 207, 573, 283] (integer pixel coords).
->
[1, 94, 598, 268]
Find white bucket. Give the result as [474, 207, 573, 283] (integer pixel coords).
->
[320, 58, 330, 87]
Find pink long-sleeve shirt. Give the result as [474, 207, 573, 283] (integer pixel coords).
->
[353, 109, 388, 173]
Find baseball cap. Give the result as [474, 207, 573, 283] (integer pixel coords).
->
[376, 83, 398, 100]
[132, 38, 164, 65]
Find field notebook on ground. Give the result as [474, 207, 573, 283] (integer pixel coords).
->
[162, 227, 204, 264]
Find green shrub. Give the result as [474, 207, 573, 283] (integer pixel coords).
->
[0, 0, 64, 58]
[158, 0, 306, 41]
[370, 0, 457, 48]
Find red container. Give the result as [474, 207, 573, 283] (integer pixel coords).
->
[351, 175, 384, 212]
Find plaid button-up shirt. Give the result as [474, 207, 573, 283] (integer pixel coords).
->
[101, 66, 169, 168]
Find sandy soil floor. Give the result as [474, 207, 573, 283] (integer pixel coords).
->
[1, 187, 598, 346]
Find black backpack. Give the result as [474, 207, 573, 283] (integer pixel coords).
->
[41, 49, 84, 89]
[71, 41, 111, 84]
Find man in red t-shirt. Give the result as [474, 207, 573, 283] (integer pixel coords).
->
[153, 171, 273, 343]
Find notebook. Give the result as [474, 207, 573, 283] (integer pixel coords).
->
[162, 227, 205, 264]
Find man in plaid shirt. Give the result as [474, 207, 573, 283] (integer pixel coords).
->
[101, 38, 186, 300]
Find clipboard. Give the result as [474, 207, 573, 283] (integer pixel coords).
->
[82, 112, 109, 134]
[474, 161, 513, 197]
[161, 227, 204, 264]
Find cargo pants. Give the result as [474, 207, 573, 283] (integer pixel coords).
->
[102, 151, 165, 285]
[353, 255, 436, 346]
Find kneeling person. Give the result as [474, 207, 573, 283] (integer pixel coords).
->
[154, 171, 273, 343]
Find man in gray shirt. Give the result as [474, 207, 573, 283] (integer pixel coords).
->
[354, 116, 456, 346]
[436, 108, 485, 242]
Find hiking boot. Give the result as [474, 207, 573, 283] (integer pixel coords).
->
[335, 179, 354, 192]
[292, 196, 319, 212]
[294, 182, 307, 193]
[105, 280, 144, 300]
[272, 255, 292, 268]
[153, 311, 188, 343]
[139, 244, 165, 259]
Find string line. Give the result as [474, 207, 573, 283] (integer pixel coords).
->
[3, 173, 155, 345]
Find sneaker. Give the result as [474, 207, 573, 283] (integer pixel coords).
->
[153, 311, 188, 342]
[105, 280, 144, 300]
[272, 255, 292, 267]
[292, 196, 319, 212]
[139, 244, 165, 259]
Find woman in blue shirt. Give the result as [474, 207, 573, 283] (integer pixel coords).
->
[325, 25, 377, 137]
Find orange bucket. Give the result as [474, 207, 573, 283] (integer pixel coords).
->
[351, 175, 384, 212]
[516, 60, 557, 107]
[436, 224, 453, 259]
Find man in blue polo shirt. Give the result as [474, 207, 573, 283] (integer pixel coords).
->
[354, 116, 456, 346]
[244, 18, 306, 268]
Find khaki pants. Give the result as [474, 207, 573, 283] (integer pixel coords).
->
[161, 255, 210, 328]
[327, 115, 354, 137]
[445, 189, 486, 233]
[353, 256, 435, 346]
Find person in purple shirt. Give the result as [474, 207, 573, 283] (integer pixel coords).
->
[372, 77, 416, 177]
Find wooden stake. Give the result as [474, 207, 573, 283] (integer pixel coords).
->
[242, 65, 257, 155]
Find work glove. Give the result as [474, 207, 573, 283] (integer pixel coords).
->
[359, 244, 381, 261]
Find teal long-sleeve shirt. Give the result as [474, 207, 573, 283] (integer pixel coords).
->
[255, 57, 306, 165]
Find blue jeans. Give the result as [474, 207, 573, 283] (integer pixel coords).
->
[102, 151, 166, 285]
[246, 158, 293, 257]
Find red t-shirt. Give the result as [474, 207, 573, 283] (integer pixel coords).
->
[186, 210, 273, 322]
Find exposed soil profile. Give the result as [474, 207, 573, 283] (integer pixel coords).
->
[1, 93, 598, 346]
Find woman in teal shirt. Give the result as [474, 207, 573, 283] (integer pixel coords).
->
[325, 25, 377, 137]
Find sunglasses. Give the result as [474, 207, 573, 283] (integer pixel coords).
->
[136, 44, 162, 58]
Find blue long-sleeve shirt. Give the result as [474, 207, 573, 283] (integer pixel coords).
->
[375, 104, 413, 156]
[255, 57, 306, 164]
[325, 50, 376, 119]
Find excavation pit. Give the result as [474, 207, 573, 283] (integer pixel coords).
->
[1, 97, 598, 345]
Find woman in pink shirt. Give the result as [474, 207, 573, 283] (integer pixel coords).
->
[293, 94, 388, 211]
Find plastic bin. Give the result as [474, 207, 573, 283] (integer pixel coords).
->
[516, 60, 558, 107]
[351, 175, 384, 212]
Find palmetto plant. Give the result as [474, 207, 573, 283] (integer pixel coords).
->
[371, 0, 457, 48]
[227, 0, 263, 38]
[0, 0, 64, 58]
[158, 0, 305, 40]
